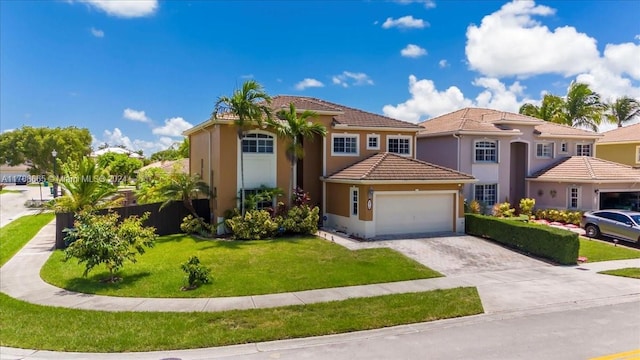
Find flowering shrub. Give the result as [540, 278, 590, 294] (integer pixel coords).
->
[519, 198, 536, 218]
[279, 204, 320, 235]
[225, 209, 279, 240]
[492, 201, 515, 218]
[534, 208, 583, 225]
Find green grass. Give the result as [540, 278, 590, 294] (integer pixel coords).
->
[42, 235, 442, 298]
[0, 189, 22, 194]
[0, 287, 482, 352]
[579, 237, 640, 263]
[599, 267, 640, 279]
[0, 213, 55, 266]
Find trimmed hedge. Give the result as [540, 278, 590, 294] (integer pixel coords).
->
[465, 214, 579, 265]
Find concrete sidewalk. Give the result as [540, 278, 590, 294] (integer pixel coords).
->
[2, 220, 640, 314]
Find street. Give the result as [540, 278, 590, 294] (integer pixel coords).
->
[0, 184, 51, 227]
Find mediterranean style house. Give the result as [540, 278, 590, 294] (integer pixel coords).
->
[595, 122, 640, 168]
[185, 96, 475, 238]
[416, 108, 640, 212]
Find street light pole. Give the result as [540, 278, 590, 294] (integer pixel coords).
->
[52, 149, 58, 198]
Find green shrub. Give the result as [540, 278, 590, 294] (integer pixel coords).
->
[280, 205, 320, 235]
[180, 256, 211, 289]
[492, 201, 515, 218]
[225, 209, 279, 240]
[180, 215, 212, 237]
[465, 214, 579, 265]
[519, 198, 535, 217]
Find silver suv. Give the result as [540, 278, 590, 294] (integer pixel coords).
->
[581, 210, 640, 243]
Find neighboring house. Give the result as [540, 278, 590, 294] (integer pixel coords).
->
[91, 147, 145, 159]
[416, 108, 638, 212]
[595, 122, 640, 168]
[185, 96, 476, 238]
[0, 163, 31, 184]
[138, 158, 189, 174]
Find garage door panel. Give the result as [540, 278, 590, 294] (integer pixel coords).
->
[375, 193, 453, 236]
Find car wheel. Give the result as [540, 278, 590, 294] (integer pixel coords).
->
[585, 224, 600, 238]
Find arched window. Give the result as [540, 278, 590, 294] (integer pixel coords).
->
[242, 133, 274, 153]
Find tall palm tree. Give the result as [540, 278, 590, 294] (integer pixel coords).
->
[519, 94, 564, 123]
[158, 171, 210, 218]
[605, 96, 640, 127]
[563, 82, 606, 132]
[50, 157, 119, 213]
[212, 80, 272, 214]
[269, 103, 327, 207]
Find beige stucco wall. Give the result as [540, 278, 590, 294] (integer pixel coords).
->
[596, 143, 639, 167]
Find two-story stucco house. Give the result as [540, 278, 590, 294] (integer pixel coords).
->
[416, 108, 640, 212]
[593, 123, 640, 210]
[185, 96, 475, 238]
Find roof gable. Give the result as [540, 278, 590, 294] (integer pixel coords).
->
[325, 152, 475, 182]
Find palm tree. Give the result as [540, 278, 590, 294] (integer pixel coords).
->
[50, 157, 120, 213]
[269, 103, 327, 207]
[519, 94, 564, 123]
[212, 80, 272, 214]
[563, 82, 606, 132]
[605, 96, 640, 127]
[158, 171, 210, 219]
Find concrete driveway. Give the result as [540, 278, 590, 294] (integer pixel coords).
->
[0, 184, 52, 227]
[321, 232, 549, 276]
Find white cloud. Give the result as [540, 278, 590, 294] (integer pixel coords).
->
[465, 0, 599, 77]
[635, 34, 640, 41]
[395, 0, 436, 9]
[240, 74, 254, 79]
[331, 71, 374, 88]
[382, 16, 428, 29]
[438, 59, 449, 68]
[382, 75, 532, 122]
[123, 108, 151, 123]
[401, 44, 427, 58]
[76, 0, 157, 18]
[90, 27, 104, 38]
[152, 117, 193, 137]
[294, 78, 324, 90]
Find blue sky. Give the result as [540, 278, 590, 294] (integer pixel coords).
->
[1, 0, 639, 156]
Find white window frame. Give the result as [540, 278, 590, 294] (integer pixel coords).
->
[567, 186, 580, 209]
[474, 184, 498, 207]
[635, 146, 640, 164]
[560, 142, 568, 153]
[576, 143, 592, 156]
[351, 188, 359, 217]
[536, 142, 554, 159]
[366, 134, 380, 150]
[386, 135, 412, 156]
[474, 140, 498, 163]
[242, 132, 274, 154]
[331, 134, 359, 156]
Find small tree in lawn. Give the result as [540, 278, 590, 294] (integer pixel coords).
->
[64, 210, 157, 283]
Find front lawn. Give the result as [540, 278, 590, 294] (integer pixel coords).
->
[598, 268, 640, 279]
[0, 213, 55, 266]
[579, 237, 640, 263]
[42, 235, 442, 297]
[0, 287, 482, 352]
[0, 189, 21, 194]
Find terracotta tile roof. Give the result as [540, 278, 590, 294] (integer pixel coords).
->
[598, 123, 640, 144]
[529, 156, 640, 182]
[325, 152, 475, 182]
[271, 96, 420, 129]
[418, 107, 599, 138]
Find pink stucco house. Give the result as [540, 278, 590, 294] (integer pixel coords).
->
[416, 108, 640, 212]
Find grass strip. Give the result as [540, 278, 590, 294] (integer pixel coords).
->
[598, 267, 640, 279]
[0, 287, 482, 352]
[42, 235, 442, 298]
[0, 213, 54, 266]
[579, 237, 640, 263]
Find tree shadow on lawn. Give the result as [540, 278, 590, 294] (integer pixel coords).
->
[62, 271, 152, 295]
[155, 233, 313, 251]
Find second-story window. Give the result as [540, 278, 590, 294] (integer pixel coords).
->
[332, 135, 358, 155]
[536, 142, 554, 158]
[387, 136, 411, 155]
[367, 134, 380, 150]
[475, 140, 497, 162]
[242, 133, 274, 153]
[560, 142, 568, 153]
[576, 144, 591, 156]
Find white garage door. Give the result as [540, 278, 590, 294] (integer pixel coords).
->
[375, 193, 454, 236]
